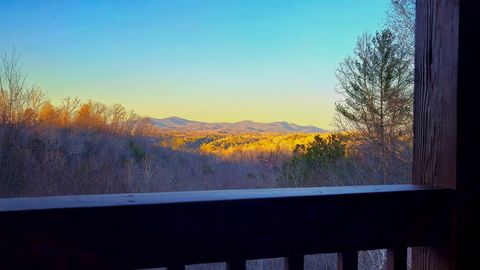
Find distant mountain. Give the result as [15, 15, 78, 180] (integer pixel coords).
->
[149, 116, 327, 133]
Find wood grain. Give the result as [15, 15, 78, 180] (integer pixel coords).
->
[414, 0, 480, 269]
[413, 0, 458, 269]
[0, 185, 452, 269]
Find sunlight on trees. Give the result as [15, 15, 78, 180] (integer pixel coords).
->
[0, 1, 417, 268]
[280, 134, 346, 187]
[334, 29, 413, 184]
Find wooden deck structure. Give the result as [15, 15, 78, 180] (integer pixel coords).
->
[1, 0, 478, 269]
[0, 186, 454, 269]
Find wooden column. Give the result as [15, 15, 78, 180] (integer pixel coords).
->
[166, 266, 185, 270]
[226, 260, 246, 270]
[337, 251, 358, 270]
[386, 248, 407, 270]
[284, 255, 304, 270]
[413, 0, 479, 269]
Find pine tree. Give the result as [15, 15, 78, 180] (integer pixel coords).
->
[335, 29, 413, 183]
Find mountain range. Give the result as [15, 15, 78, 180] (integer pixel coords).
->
[149, 117, 327, 133]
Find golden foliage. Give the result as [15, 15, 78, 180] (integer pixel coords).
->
[155, 131, 331, 159]
[38, 102, 59, 125]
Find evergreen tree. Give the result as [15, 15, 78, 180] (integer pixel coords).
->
[335, 29, 413, 183]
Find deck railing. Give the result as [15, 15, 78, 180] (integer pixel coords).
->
[0, 184, 454, 269]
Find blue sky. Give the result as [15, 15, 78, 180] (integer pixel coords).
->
[0, 0, 389, 128]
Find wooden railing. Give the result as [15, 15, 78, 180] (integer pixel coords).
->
[0, 185, 454, 269]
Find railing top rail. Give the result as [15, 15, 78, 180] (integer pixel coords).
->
[0, 184, 447, 212]
[0, 185, 454, 269]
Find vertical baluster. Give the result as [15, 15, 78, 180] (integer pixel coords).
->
[386, 248, 407, 270]
[337, 251, 358, 270]
[226, 260, 246, 270]
[284, 255, 304, 270]
[166, 265, 185, 270]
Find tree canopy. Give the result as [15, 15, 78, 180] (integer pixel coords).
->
[334, 29, 413, 182]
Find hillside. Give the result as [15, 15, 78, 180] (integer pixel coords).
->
[149, 117, 327, 134]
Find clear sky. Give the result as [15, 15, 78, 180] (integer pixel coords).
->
[0, 0, 389, 129]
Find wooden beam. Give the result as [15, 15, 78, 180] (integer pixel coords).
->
[414, 0, 480, 269]
[226, 260, 246, 270]
[167, 266, 185, 270]
[0, 185, 453, 269]
[284, 255, 304, 270]
[337, 251, 358, 270]
[456, 1, 480, 269]
[386, 248, 407, 270]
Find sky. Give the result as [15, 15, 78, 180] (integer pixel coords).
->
[0, 0, 389, 129]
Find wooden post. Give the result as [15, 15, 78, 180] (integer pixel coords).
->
[226, 260, 246, 270]
[414, 0, 480, 269]
[284, 255, 304, 270]
[166, 266, 185, 270]
[386, 248, 407, 270]
[337, 251, 358, 270]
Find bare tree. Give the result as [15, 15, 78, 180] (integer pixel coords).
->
[25, 86, 47, 123]
[0, 50, 48, 126]
[335, 29, 413, 183]
[386, 0, 415, 57]
[59, 96, 80, 127]
[0, 50, 27, 124]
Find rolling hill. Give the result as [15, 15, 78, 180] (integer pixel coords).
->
[149, 116, 327, 133]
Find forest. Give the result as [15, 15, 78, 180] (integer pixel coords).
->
[0, 64, 411, 197]
[0, 0, 415, 268]
[0, 0, 415, 196]
[0, 42, 411, 197]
